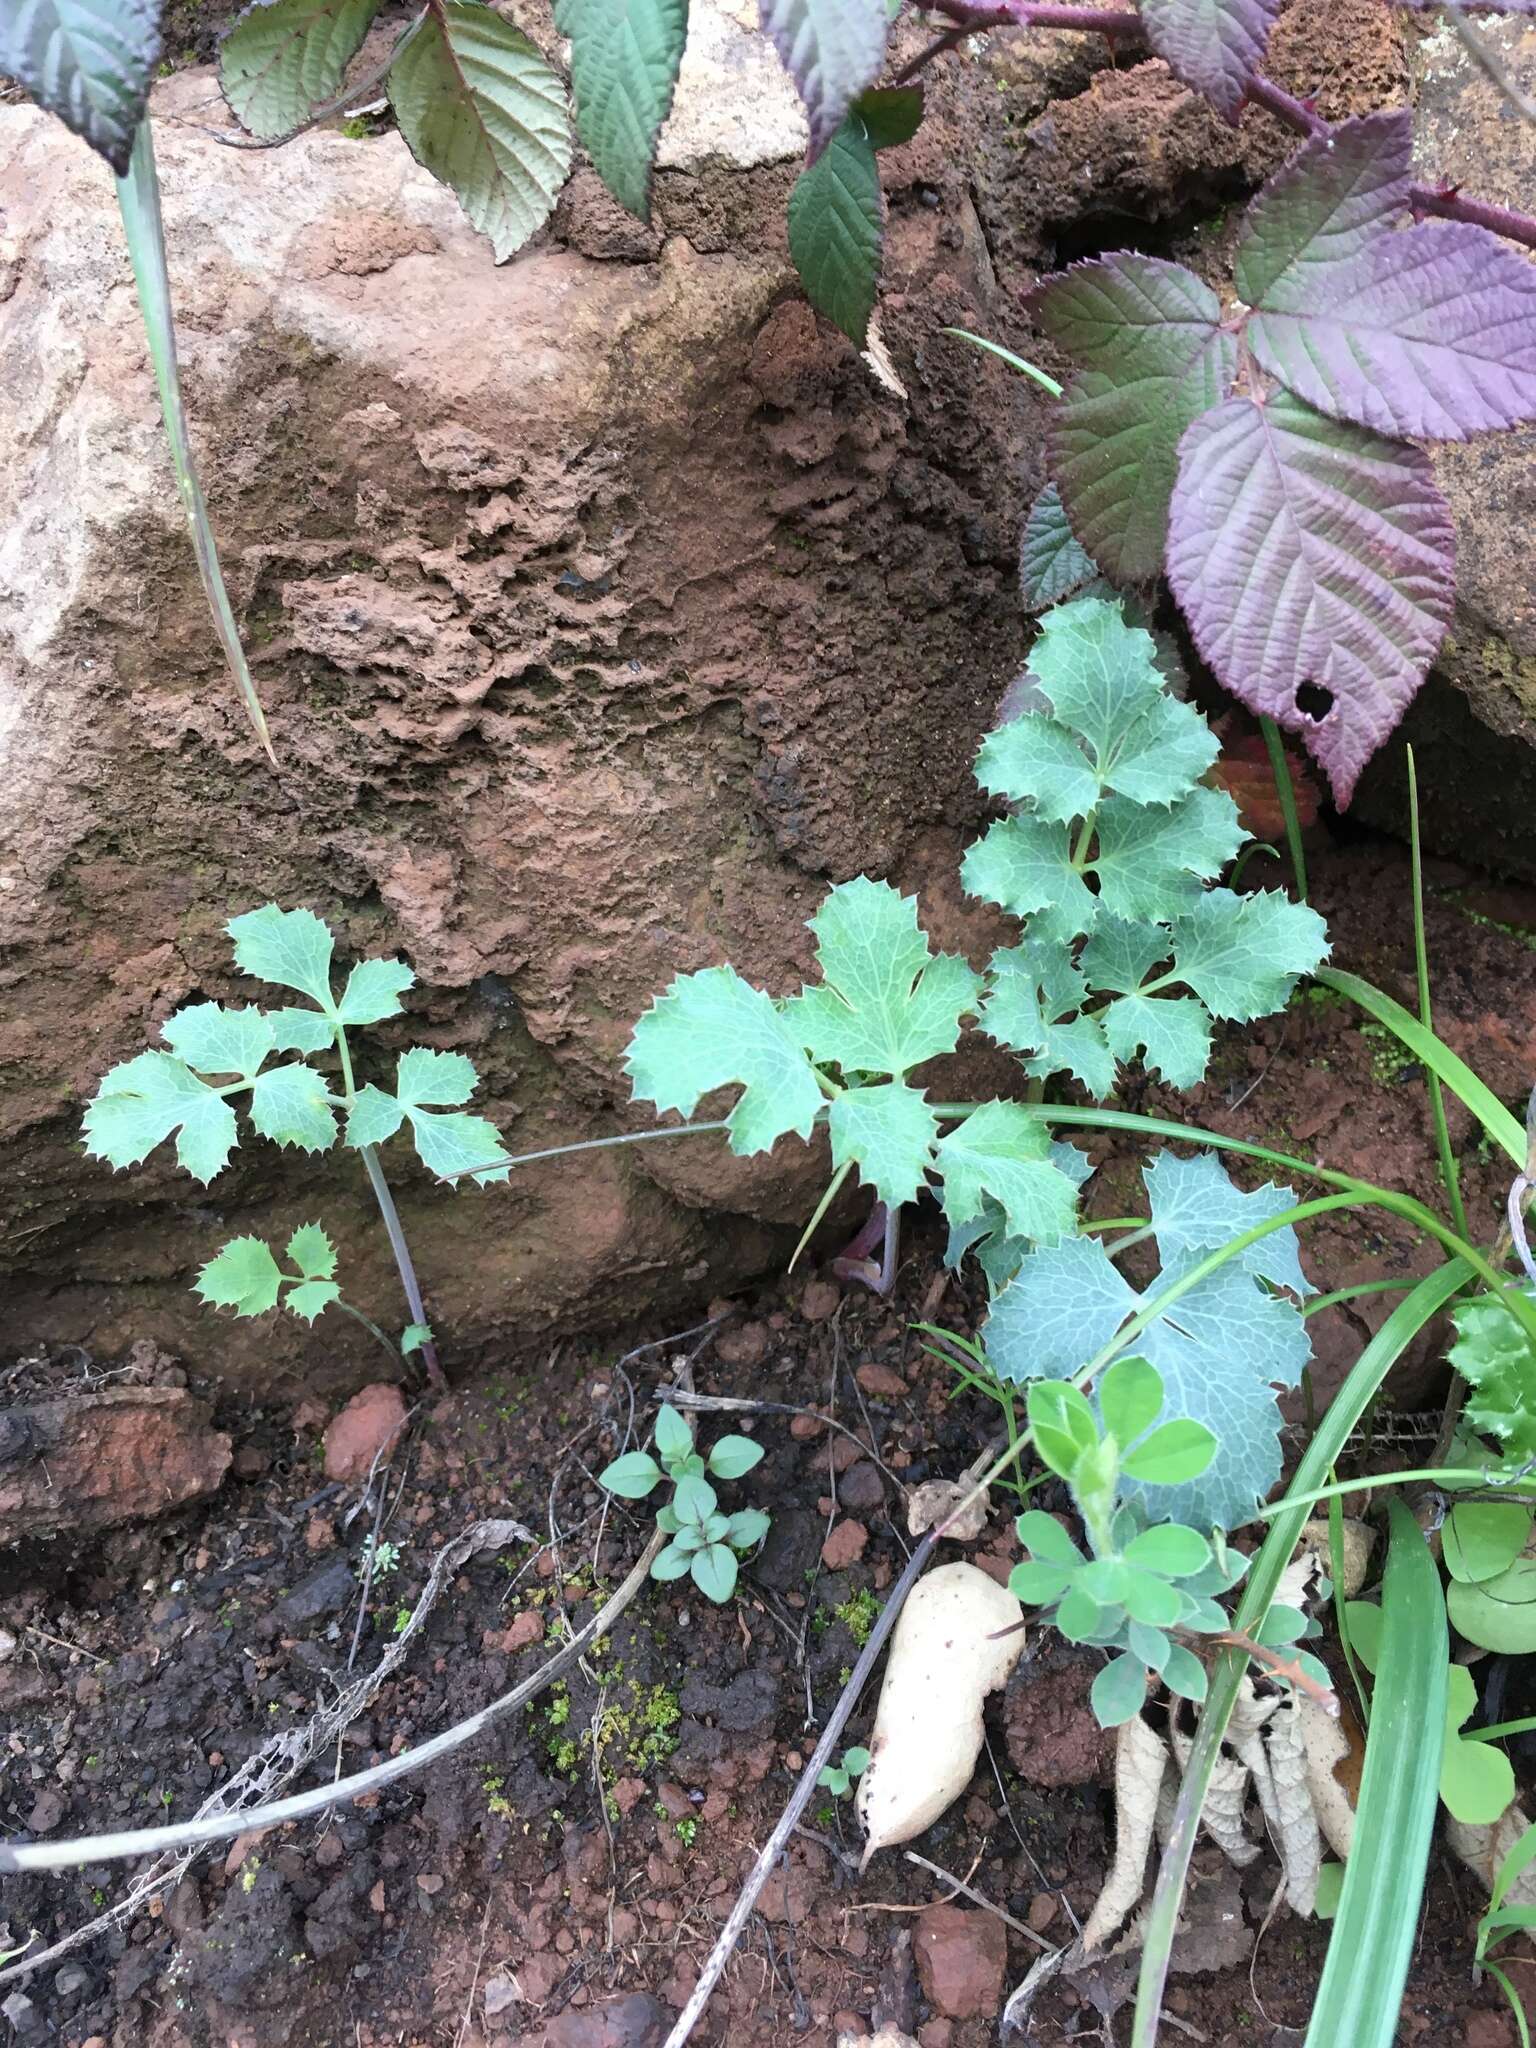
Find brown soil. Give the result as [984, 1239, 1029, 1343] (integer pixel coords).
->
[6, 827, 1536, 2048]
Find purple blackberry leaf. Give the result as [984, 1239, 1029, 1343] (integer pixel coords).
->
[1019, 484, 1100, 610]
[1028, 256, 1237, 583]
[1166, 391, 1455, 808]
[1136, 0, 1281, 122]
[1238, 112, 1536, 440]
[1386, 0, 1536, 11]
[758, 0, 889, 162]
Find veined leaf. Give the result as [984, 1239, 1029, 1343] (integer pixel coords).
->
[960, 813, 1096, 941]
[787, 111, 882, 346]
[1164, 888, 1331, 1021]
[1142, 1148, 1313, 1296]
[554, 0, 688, 220]
[83, 1050, 239, 1183]
[1239, 112, 1536, 443]
[249, 1061, 338, 1152]
[1450, 1287, 1536, 1465]
[286, 1222, 338, 1281]
[219, 0, 383, 141]
[1019, 483, 1099, 611]
[1027, 255, 1237, 582]
[344, 1047, 507, 1181]
[1092, 787, 1245, 924]
[828, 1081, 939, 1208]
[228, 904, 337, 1010]
[627, 963, 824, 1156]
[853, 83, 923, 150]
[336, 956, 415, 1025]
[270, 1008, 334, 1054]
[286, 1277, 341, 1322]
[982, 946, 1116, 1099]
[1166, 390, 1455, 807]
[0, 0, 159, 173]
[758, 0, 888, 159]
[161, 1002, 275, 1080]
[194, 1235, 284, 1316]
[934, 1101, 1080, 1247]
[388, 0, 571, 263]
[1101, 992, 1212, 1089]
[1136, 0, 1280, 122]
[792, 877, 981, 1079]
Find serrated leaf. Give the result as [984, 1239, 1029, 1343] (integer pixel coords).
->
[346, 1083, 406, 1150]
[828, 1082, 939, 1210]
[161, 1002, 275, 1080]
[336, 956, 415, 1026]
[793, 878, 981, 1079]
[82, 1050, 239, 1183]
[974, 710, 1100, 826]
[1238, 111, 1536, 442]
[285, 1222, 338, 1282]
[1450, 1288, 1536, 1465]
[270, 1008, 334, 1054]
[960, 814, 1097, 941]
[626, 964, 824, 1157]
[1102, 994, 1213, 1088]
[554, 0, 687, 220]
[1143, 1149, 1313, 1297]
[758, 0, 888, 159]
[1079, 917, 1172, 995]
[249, 1062, 338, 1152]
[981, 947, 1115, 1098]
[285, 1277, 341, 1323]
[987, 1235, 1139, 1384]
[1136, 0, 1280, 121]
[934, 1101, 1080, 1247]
[409, 1108, 509, 1183]
[1093, 787, 1244, 925]
[194, 1235, 283, 1317]
[219, 0, 383, 141]
[0, 0, 159, 173]
[787, 111, 882, 346]
[1027, 256, 1237, 582]
[395, 1046, 478, 1108]
[227, 905, 337, 1010]
[1165, 888, 1331, 1020]
[853, 83, 922, 150]
[1020, 483, 1099, 610]
[401, 1322, 434, 1356]
[1166, 389, 1455, 807]
[388, 0, 571, 263]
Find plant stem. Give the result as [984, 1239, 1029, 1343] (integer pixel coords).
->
[1252, 1467, 1536, 1516]
[1408, 747, 1471, 1242]
[1259, 715, 1309, 904]
[440, 1119, 732, 1181]
[1302, 1277, 1416, 1318]
[359, 1144, 443, 1390]
[334, 1298, 406, 1374]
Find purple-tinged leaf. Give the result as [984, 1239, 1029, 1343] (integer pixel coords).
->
[758, 0, 889, 161]
[1136, 0, 1281, 122]
[1236, 114, 1536, 440]
[1019, 484, 1099, 610]
[1385, 0, 1536, 12]
[1166, 391, 1455, 807]
[1028, 256, 1237, 583]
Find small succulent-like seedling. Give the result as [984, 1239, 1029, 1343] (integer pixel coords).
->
[599, 1404, 770, 1603]
[817, 1746, 871, 1800]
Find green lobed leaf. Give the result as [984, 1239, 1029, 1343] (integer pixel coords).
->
[219, 0, 383, 142]
[1143, 1148, 1313, 1298]
[285, 1277, 341, 1323]
[829, 1083, 939, 1208]
[388, 0, 571, 263]
[960, 814, 1097, 941]
[981, 946, 1116, 1099]
[1092, 787, 1245, 926]
[974, 712, 1100, 827]
[346, 1083, 406, 1150]
[1166, 888, 1331, 1021]
[1102, 993, 1213, 1089]
[270, 1008, 334, 1054]
[194, 1235, 283, 1316]
[249, 1062, 338, 1152]
[934, 1100, 1080, 1248]
[401, 1322, 434, 1356]
[227, 905, 337, 1010]
[286, 1222, 337, 1282]
[0, 0, 160, 173]
[1449, 1288, 1536, 1466]
[161, 1002, 274, 1080]
[794, 878, 981, 1079]
[396, 1047, 478, 1108]
[627, 963, 824, 1158]
[82, 1051, 239, 1184]
[554, 0, 687, 220]
[336, 956, 415, 1026]
[787, 111, 882, 347]
[406, 1107, 509, 1183]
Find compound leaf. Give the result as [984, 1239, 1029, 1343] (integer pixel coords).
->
[1102, 993, 1213, 1089]
[388, 0, 571, 263]
[1136, 0, 1280, 121]
[787, 111, 882, 346]
[828, 1082, 939, 1209]
[195, 1235, 284, 1317]
[270, 1008, 334, 1054]
[1238, 112, 1536, 442]
[1166, 389, 1455, 807]
[1020, 483, 1099, 610]
[82, 1050, 239, 1183]
[555, 0, 687, 219]
[1450, 1288, 1536, 1465]
[974, 709, 1100, 826]
[227, 904, 337, 1011]
[219, 0, 383, 141]
[1166, 887, 1331, 1020]
[1144, 1148, 1313, 1297]
[1092, 786, 1244, 925]
[793, 878, 981, 1078]
[249, 1061, 338, 1152]
[336, 956, 415, 1026]
[936, 1101, 1081, 1251]
[0, 0, 159, 172]
[346, 1082, 406, 1150]
[627, 963, 824, 1156]
[758, 0, 888, 159]
[285, 1278, 342, 1323]
[1028, 255, 1237, 582]
[161, 1002, 275, 1080]
[286, 1222, 338, 1282]
[961, 814, 1097, 941]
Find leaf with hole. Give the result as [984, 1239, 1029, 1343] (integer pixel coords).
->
[219, 0, 383, 141]
[1, 0, 160, 172]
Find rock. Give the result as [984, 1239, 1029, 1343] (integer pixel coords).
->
[530, 1994, 671, 2047]
[754, 1508, 824, 1591]
[52, 1965, 90, 1999]
[275, 1556, 356, 1627]
[913, 1903, 1007, 2021]
[838, 1461, 885, 1513]
[800, 1279, 841, 1322]
[323, 1384, 407, 1483]
[497, 1609, 545, 1655]
[821, 1519, 869, 1571]
[0, 1388, 230, 1546]
[713, 1320, 770, 1367]
[25, 1788, 64, 1833]
[856, 1363, 908, 1399]
[0, 1992, 41, 2037]
[484, 1974, 520, 2019]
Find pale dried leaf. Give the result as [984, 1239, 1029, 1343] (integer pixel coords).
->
[862, 314, 909, 400]
[1172, 1717, 1261, 1867]
[843, 2032, 919, 2048]
[1448, 1806, 1536, 1902]
[906, 1477, 989, 1540]
[1297, 1691, 1356, 1859]
[1082, 1714, 1169, 1951]
[1265, 1699, 1321, 1914]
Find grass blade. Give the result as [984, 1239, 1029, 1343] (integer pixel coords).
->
[1315, 967, 1524, 1166]
[941, 326, 1064, 396]
[1131, 1260, 1471, 2048]
[115, 120, 275, 762]
[1304, 1499, 1447, 2048]
[1259, 714, 1308, 903]
[1407, 746, 1471, 1238]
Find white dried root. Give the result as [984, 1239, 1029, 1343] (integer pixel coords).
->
[856, 1561, 1025, 1865]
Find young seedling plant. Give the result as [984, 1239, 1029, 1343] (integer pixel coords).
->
[81, 905, 510, 1387]
[599, 1402, 770, 1602]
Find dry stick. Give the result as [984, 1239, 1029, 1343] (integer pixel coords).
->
[0, 1525, 661, 1882]
[903, 1850, 1052, 1949]
[1446, 7, 1536, 123]
[659, 1434, 1005, 2048]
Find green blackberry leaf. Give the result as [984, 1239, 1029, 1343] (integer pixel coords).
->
[195, 1235, 283, 1316]
[83, 1051, 239, 1183]
[249, 1062, 337, 1152]
[161, 1002, 274, 1079]
[828, 1082, 939, 1209]
[227, 904, 337, 1010]
[336, 957, 415, 1026]
[1019, 483, 1099, 611]
[627, 964, 824, 1157]
[934, 1101, 1080, 1247]
[793, 878, 981, 1078]
[787, 111, 882, 346]
[219, 0, 382, 141]
[555, 0, 687, 220]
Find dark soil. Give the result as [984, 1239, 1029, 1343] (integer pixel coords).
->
[5, 828, 1536, 2048]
